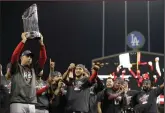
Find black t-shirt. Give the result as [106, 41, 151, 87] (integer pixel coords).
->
[122, 90, 139, 109]
[48, 84, 67, 113]
[134, 87, 163, 113]
[88, 83, 100, 113]
[88, 95, 97, 113]
[66, 77, 91, 112]
[49, 94, 66, 113]
[98, 88, 123, 113]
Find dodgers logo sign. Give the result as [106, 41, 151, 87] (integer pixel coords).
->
[127, 31, 145, 49]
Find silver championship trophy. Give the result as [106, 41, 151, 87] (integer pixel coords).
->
[22, 4, 41, 39]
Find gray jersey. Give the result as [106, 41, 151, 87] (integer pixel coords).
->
[10, 63, 37, 104]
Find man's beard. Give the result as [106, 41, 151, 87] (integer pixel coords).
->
[106, 84, 113, 88]
[52, 78, 62, 84]
[76, 74, 83, 78]
[112, 86, 120, 91]
[143, 87, 150, 91]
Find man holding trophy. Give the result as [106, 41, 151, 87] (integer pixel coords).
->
[9, 4, 47, 113]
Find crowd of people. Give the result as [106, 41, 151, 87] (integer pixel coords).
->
[0, 32, 164, 113]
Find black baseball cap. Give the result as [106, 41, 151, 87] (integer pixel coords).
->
[21, 50, 34, 57]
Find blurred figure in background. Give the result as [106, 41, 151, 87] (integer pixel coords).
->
[0, 64, 10, 113]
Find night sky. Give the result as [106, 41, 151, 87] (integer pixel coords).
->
[0, 1, 164, 78]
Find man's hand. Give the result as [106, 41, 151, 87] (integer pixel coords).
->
[57, 80, 63, 88]
[39, 33, 44, 45]
[21, 32, 27, 43]
[67, 63, 75, 78]
[50, 58, 55, 70]
[118, 85, 125, 94]
[148, 61, 152, 66]
[68, 63, 75, 70]
[128, 64, 132, 71]
[155, 57, 159, 62]
[92, 65, 100, 71]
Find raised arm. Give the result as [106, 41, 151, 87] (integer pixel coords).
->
[49, 58, 55, 76]
[62, 63, 75, 81]
[36, 85, 49, 95]
[11, 33, 27, 64]
[10, 33, 27, 75]
[88, 65, 100, 83]
[97, 102, 102, 113]
[54, 80, 63, 95]
[95, 77, 104, 93]
[128, 68, 137, 79]
[107, 88, 124, 100]
[154, 83, 164, 96]
[107, 92, 123, 100]
[5, 63, 12, 80]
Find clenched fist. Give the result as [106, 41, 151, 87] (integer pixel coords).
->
[92, 65, 100, 71]
[68, 63, 75, 70]
[21, 32, 27, 43]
